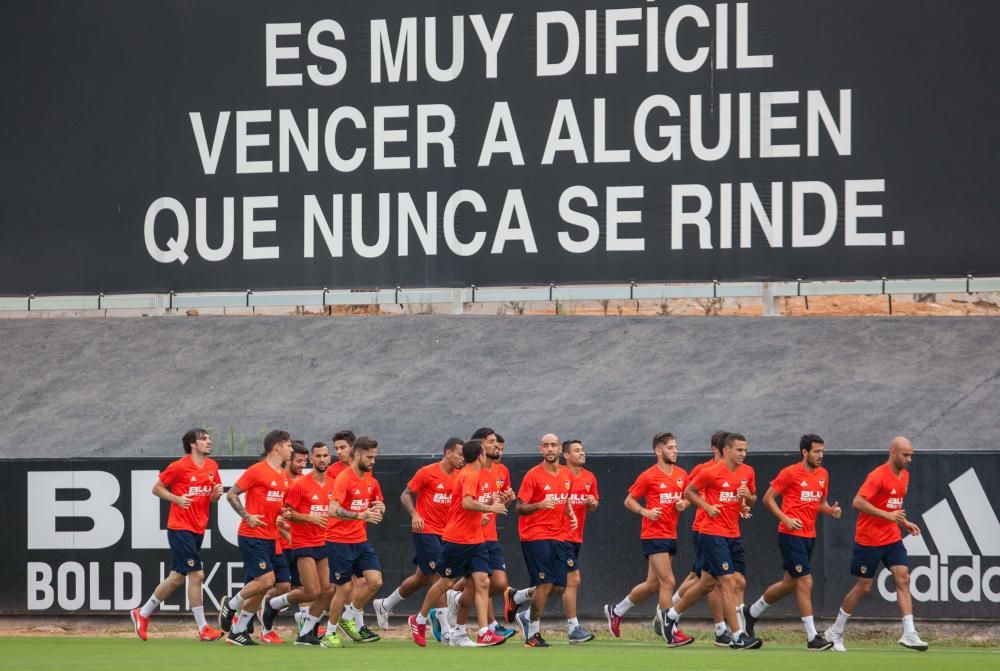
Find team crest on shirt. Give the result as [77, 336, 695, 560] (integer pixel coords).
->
[721, 562, 729, 571]
[564, 480, 570, 489]
[819, 480, 825, 486]
[259, 562, 267, 570]
[676, 480, 684, 488]
[187, 559, 195, 567]
[795, 564, 803, 573]
[584, 482, 591, 491]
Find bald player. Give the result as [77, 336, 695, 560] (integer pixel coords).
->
[824, 437, 928, 652]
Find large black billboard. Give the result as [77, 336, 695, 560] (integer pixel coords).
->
[3, 453, 998, 620]
[2, 1, 1000, 295]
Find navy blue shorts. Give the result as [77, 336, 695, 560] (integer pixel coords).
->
[238, 536, 277, 580]
[412, 533, 444, 575]
[273, 550, 292, 584]
[289, 546, 327, 587]
[698, 534, 746, 577]
[851, 540, 908, 578]
[778, 533, 815, 578]
[436, 541, 490, 579]
[485, 540, 507, 572]
[641, 538, 677, 558]
[690, 530, 702, 575]
[566, 542, 582, 572]
[521, 540, 570, 588]
[327, 541, 381, 585]
[167, 529, 204, 574]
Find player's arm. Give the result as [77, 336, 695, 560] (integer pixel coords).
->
[819, 495, 842, 518]
[333, 503, 383, 524]
[400, 486, 425, 531]
[463, 494, 506, 515]
[624, 493, 661, 520]
[684, 482, 719, 517]
[515, 496, 555, 515]
[737, 482, 757, 507]
[226, 484, 265, 527]
[152, 479, 191, 508]
[762, 486, 799, 529]
[853, 493, 907, 524]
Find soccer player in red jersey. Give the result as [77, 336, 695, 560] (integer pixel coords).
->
[512, 433, 578, 648]
[560, 439, 598, 643]
[448, 429, 517, 641]
[662, 433, 762, 650]
[258, 440, 308, 642]
[604, 432, 692, 647]
[408, 439, 508, 648]
[741, 434, 842, 650]
[130, 429, 225, 642]
[219, 430, 293, 646]
[320, 436, 386, 648]
[261, 442, 336, 645]
[671, 431, 731, 644]
[373, 438, 464, 631]
[824, 437, 927, 652]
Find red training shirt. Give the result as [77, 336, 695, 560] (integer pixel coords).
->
[235, 461, 289, 540]
[688, 458, 717, 533]
[690, 461, 756, 538]
[481, 462, 512, 542]
[159, 455, 221, 534]
[442, 467, 491, 545]
[286, 473, 335, 549]
[770, 463, 829, 538]
[517, 463, 572, 542]
[855, 463, 909, 546]
[567, 467, 599, 543]
[327, 467, 382, 544]
[629, 464, 688, 540]
[406, 462, 459, 536]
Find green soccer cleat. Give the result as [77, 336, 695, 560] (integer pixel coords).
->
[320, 632, 343, 648]
[339, 618, 363, 642]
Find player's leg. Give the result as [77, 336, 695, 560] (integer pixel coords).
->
[889, 553, 927, 650]
[341, 544, 382, 643]
[376, 533, 440, 627]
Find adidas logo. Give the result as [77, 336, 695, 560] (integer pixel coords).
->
[354, 489, 361, 495]
[436, 483, 445, 489]
[659, 483, 667, 489]
[877, 468, 1000, 604]
[312, 494, 319, 500]
[723, 481, 731, 487]
[801, 480, 808, 486]
[544, 484, 552, 491]
[271, 480, 278, 486]
[190, 476, 197, 482]
[891, 488, 897, 494]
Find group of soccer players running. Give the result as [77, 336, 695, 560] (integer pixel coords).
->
[130, 426, 929, 652]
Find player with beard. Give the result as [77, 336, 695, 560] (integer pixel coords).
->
[511, 433, 578, 648]
[824, 437, 927, 652]
[130, 429, 225, 642]
[604, 433, 693, 647]
[662, 433, 761, 650]
[740, 434, 841, 650]
[373, 438, 465, 633]
[219, 430, 293, 646]
[560, 439, 598, 643]
[320, 436, 386, 648]
[261, 442, 336, 645]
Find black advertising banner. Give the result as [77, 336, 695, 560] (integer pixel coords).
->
[2, 453, 998, 619]
[2, 1, 1000, 295]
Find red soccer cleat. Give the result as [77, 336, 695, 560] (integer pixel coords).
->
[477, 629, 506, 646]
[316, 625, 327, 637]
[130, 608, 149, 641]
[669, 628, 695, 648]
[603, 604, 622, 638]
[259, 630, 284, 644]
[409, 615, 427, 647]
[198, 625, 225, 642]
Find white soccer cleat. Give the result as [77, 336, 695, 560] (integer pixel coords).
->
[824, 627, 847, 652]
[735, 603, 746, 633]
[446, 590, 460, 628]
[898, 631, 929, 651]
[373, 598, 391, 630]
[449, 628, 476, 647]
[436, 610, 452, 644]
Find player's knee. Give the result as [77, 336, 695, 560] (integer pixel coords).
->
[857, 579, 874, 595]
[893, 571, 910, 591]
[260, 573, 276, 590]
[734, 573, 746, 590]
[473, 573, 491, 590]
[367, 574, 384, 593]
[797, 574, 813, 591]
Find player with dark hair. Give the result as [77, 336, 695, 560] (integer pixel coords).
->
[604, 433, 692, 647]
[824, 437, 927, 652]
[220, 430, 293, 646]
[560, 439, 599, 643]
[319, 436, 386, 648]
[409, 439, 508, 647]
[662, 433, 762, 650]
[261, 441, 336, 645]
[373, 438, 465, 632]
[740, 434, 841, 650]
[131, 429, 225, 642]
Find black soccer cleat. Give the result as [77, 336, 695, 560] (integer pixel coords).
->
[743, 608, 758, 637]
[731, 633, 763, 650]
[524, 633, 550, 648]
[714, 631, 733, 647]
[219, 597, 235, 632]
[807, 635, 834, 651]
[261, 600, 278, 632]
[226, 630, 257, 646]
[294, 632, 322, 646]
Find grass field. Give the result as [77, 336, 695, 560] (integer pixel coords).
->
[0, 636, 995, 671]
